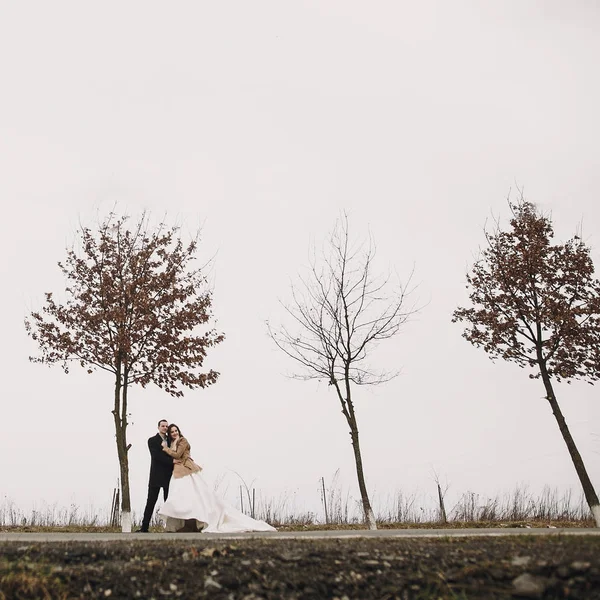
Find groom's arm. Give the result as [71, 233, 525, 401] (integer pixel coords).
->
[148, 436, 173, 467]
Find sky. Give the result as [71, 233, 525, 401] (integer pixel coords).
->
[1, 0, 599, 523]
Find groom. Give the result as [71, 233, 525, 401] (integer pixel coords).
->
[137, 419, 174, 533]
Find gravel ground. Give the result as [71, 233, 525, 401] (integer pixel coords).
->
[1, 535, 599, 599]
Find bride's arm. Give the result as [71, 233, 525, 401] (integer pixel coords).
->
[162, 437, 188, 459]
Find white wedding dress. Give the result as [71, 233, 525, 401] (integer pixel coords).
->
[159, 470, 276, 533]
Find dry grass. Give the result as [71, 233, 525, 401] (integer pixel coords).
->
[1, 484, 594, 532]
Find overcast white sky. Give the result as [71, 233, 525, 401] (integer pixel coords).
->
[1, 1, 599, 522]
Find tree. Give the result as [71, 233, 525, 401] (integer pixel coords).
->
[268, 215, 416, 530]
[25, 213, 224, 532]
[452, 197, 600, 526]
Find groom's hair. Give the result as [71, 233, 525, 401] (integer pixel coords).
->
[158, 419, 168, 427]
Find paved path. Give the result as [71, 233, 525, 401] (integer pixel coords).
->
[1, 528, 598, 542]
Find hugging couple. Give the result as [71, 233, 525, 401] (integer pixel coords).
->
[137, 419, 276, 534]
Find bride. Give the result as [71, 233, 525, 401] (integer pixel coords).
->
[158, 423, 276, 533]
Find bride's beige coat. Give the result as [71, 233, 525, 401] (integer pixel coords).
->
[162, 436, 202, 479]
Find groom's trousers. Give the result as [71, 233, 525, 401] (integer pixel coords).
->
[141, 482, 170, 531]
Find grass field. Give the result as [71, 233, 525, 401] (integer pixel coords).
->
[1, 484, 593, 533]
[1, 485, 596, 599]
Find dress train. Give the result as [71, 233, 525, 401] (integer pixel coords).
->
[159, 471, 276, 533]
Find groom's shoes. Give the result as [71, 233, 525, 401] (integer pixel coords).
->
[135, 528, 149, 533]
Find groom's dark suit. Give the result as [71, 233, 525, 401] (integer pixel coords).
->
[140, 433, 174, 532]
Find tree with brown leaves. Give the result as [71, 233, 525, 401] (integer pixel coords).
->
[453, 198, 600, 526]
[25, 213, 224, 532]
[268, 215, 417, 530]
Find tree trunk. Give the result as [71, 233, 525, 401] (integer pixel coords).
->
[344, 390, 377, 530]
[112, 364, 132, 533]
[348, 425, 377, 529]
[333, 378, 377, 530]
[538, 361, 600, 527]
[437, 483, 448, 524]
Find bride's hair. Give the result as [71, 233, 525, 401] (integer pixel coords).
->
[168, 424, 182, 439]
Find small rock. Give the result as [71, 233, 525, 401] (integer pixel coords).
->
[512, 573, 548, 598]
[200, 547, 219, 558]
[104, 591, 112, 598]
[571, 561, 591, 572]
[204, 576, 222, 590]
[279, 552, 302, 562]
[181, 552, 190, 562]
[169, 583, 178, 591]
[511, 556, 532, 567]
[556, 566, 570, 578]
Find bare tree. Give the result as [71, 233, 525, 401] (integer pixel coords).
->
[431, 469, 449, 524]
[453, 196, 600, 526]
[268, 215, 417, 529]
[25, 212, 224, 531]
